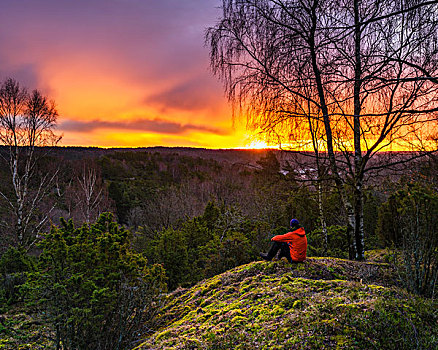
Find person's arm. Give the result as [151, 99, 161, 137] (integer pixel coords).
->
[271, 231, 294, 242]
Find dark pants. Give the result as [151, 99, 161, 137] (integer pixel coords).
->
[267, 241, 292, 262]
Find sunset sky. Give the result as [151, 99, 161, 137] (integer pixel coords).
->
[0, 0, 256, 148]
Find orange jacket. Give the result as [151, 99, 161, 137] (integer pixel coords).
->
[271, 227, 307, 262]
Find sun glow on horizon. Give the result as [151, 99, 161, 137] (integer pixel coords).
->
[239, 139, 278, 149]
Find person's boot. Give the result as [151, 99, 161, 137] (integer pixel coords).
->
[260, 242, 281, 261]
[259, 252, 271, 261]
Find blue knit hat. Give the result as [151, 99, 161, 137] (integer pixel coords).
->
[290, 219, 299, 227]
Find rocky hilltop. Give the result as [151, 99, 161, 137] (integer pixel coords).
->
[135, 257, 437, 350]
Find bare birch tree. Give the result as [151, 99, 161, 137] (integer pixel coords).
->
[63, 162, 113, 225]
[207, 0, 438, 260]
[0, 78, 61, 248]
[74, 165, 108, 224]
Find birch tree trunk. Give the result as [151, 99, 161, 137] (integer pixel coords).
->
[352, 0, 365, 260]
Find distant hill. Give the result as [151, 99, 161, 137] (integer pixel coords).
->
[0, 145, 271, 165]
[134, 257, 438, 350]
[0, 145, 425, 177]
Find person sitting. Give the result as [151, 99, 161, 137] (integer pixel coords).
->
[260, 219, 307, 263]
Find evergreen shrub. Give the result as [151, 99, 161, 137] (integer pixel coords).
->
[0, 247, 35, 306]
[308, 225, 349, 258]
[24, 213, 166, 350]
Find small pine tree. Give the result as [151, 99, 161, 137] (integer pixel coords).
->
[156, 227, 190, 290]
[24, 213, 166, 350]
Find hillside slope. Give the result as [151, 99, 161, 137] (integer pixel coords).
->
[134, 258, 438, 350]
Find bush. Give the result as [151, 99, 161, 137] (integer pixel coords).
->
[377, 183, 438, 297]
[202, 231, 255, 278]
[308, 225, 349, 258]
[155, 227, 190, 290]
[145, 202, 259, 290]
[0, 247, 35, 306]
[24, 213, 166, 350]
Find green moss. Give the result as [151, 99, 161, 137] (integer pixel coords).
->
[270, 306, 286, 316]
[279, 276, 290, 284]
[239, 284, 252, 294]
[155, 329, 172, 341]
[367, 284, 385, 290]
[336, 303, 362, 310]
[135, 258, 438, 350]
[280, 297, 301, 309]
[292, 300, 303, 309]
[334, 334, 351, 348]
[231, 315, 248, 326]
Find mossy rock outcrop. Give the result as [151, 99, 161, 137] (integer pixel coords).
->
[135, 258, 438, 350]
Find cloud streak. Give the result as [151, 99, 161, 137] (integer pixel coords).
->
[145, 77, 224, 112]
[59, 118, 229, 136]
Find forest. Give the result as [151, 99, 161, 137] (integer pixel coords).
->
[0, 146, 437, 349]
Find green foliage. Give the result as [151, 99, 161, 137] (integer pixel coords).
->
[107, 181, 131, 223]
[182, 214, 216, 280]
[285, 187, 319, 233]
[377, 195, 401, 247]
[362, 189, 381, 249]
[0, 247, 35, 306]
[145, 202, 258, 290]
[202, 231, 253, 278]
[155, 228, 190, 290]
[100, 152, 221, 224]
[377, 182, 438, 297]
[0, 247, 35, 275]
[24, 213, 166, 350]
[308, 226, 348, 259]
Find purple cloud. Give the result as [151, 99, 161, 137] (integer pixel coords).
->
[0, 64, 39, 91]
[145, 76, 224, 112]
[59, 118, 229, 135]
